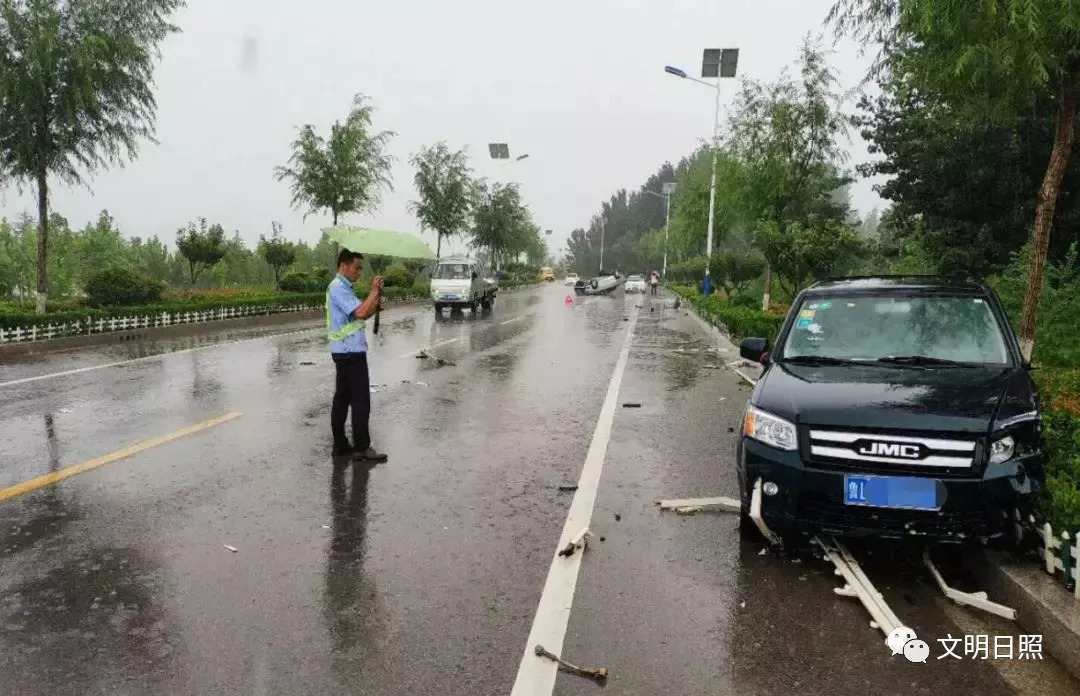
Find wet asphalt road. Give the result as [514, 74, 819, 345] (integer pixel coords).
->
[0, 285, 1077, 696]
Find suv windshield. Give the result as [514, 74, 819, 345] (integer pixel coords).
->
[627, 275, 643, 281]
[433, 263, 471, 280]
[781, 294, 1010, 365]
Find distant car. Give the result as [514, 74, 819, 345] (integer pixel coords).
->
[539, 266, 556, 282]
[429, 257, 496, 315]
[564, 273, 580, 286]
[624, 274, 647, 293]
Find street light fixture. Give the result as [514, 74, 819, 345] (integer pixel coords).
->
[665, 47, 738, 296]
[645, 182, 678, 281]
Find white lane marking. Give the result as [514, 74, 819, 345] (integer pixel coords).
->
[0, 327, 322, 389]
[509, 307, 639, 695]
[499, 314, 529, 325]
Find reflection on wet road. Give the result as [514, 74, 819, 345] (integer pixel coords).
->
[0, 285, 1075, 695]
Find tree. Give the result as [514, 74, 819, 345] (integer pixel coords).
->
[470, 182, 530, 272]
[754, 215, 864, 295]
[275, 93, 394, 226]
[0, 0, 184, 312]
[727, 37, 852, 308]
[258, 221, 297, 287]
[176, 218, 226, 288]
[830, 0, 1080, 358]
[408, 142, 481, 259]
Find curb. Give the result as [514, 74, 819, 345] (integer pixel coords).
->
[974, 551, 1080, 680]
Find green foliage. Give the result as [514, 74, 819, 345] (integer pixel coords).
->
[274, 93, 394, 226]
[84, 267, 164, 306]
[279, 271, 323, 293]
[754, 216, 864, 295]
[176, 218, 227, 287]
[470, 182, 546, 272]
[0, 0, 184, 310]
[257, 222, 297, 287]
[669, 285, 786, 342]
[408, 142, 482, 258]
[381, 262, 412, 288]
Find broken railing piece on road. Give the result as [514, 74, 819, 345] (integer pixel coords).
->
[655, 496, 741, 514]
[815, 535, 905, 642]
[534, 645, 608, 683]
[558, 528, 593, 558]
[923, 547, 1017, 620]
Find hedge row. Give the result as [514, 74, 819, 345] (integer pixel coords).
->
[668, 285, 786, 342]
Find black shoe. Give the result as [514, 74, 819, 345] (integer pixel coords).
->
[354, 447, 388, 463]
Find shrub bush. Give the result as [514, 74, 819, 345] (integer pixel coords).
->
[85, 267, 165, 307]
[279, 271, 323, 293]
[382, 262, 412, 288]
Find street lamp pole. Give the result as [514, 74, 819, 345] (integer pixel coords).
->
[664, 48, 738, 296]
[487, 143, 530, 275]
[645, 182, 677, 281]
[599, 218, 605, 274]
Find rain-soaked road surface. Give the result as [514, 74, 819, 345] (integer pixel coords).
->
[0, 285, 1076, 696]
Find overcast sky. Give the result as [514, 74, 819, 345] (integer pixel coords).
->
[0, 0, 880, 259]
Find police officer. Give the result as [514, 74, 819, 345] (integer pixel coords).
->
[327, 249, 388, 462]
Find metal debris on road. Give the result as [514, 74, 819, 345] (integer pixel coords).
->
[435, 357, 456, 366]
[223, 545, 238, 553]
[416, 350, 429, 359]
[558, 484, 579, 492]
[558, 528, 593, 557]
[622, 402, 642, 408]
[676, 506, 704, 515]
[416, 381, 429, 387]
[656, 496, 740, 513]
[923, 547, 1016, 620]
[614, 513, 621, 521]
[533, 645, 608, 684]
[299, 360, 317, 366]
[703, 364, 720, 369]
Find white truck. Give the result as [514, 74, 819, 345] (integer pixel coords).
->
[429, 257, 497, 315]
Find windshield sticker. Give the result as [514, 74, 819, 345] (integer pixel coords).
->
[796, 317, 814, 328]
[818, 301, 832, 310]
[799, 309, 815, 319]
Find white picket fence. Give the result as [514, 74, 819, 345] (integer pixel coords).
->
[1038, 521, 1080, 599]
[0, 303, 320, 344]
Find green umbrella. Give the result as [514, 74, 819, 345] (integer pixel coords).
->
[324, 225, 436, 260]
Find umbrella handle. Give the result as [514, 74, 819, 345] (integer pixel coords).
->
[373, 302, 381, 334]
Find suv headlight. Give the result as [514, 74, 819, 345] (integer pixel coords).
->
[744, 406, 798, 451]
[989, 434, 1015, 465]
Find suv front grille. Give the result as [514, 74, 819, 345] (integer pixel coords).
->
[804, 427, 982, 478]
[797, 491, 991, 537]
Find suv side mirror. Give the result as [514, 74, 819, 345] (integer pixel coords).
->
[740, 337, 769, 364]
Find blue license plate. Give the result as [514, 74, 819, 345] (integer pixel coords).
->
[444, 295, 458, 301]
[843, 475, 941, 511]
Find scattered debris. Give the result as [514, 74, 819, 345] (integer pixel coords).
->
[650, 307, 655, 312]
[703, 364, 720, 369]
[436, 357, 456, 366]
[558, 529, 593, 557]
[727, 427, 735, 433]
[223, 545, 238, 553]
[622, 402, 642, 408]
[623, 316, 629, 322]
[718, 397, 727, 402]
[758, 548, 767, 556]
[558, 484, 579, 492]
[676, 506, 704, 515]
[923, 547, 1016, 619]
[656, 496, 740, 512]
[534, 645, 608, 684]
[321, 525, 330, 529]
[614, 513, 621, 522]
[599, 536, 606, 542]
[416, 350, 429, 359]
[299, 360, 317, 366]
[416, 381, 430, 387]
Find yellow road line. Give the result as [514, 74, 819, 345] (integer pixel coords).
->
[0, 411, 244, 503]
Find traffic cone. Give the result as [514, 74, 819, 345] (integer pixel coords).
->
[565, 295, 573, 304]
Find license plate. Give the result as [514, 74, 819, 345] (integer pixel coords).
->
[843, 475, 941, 511]
[443, 295, 458, 301]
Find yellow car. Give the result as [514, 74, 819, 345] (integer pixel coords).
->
[538, 267, 555, 282]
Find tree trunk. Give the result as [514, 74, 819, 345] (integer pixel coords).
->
[1019, 66, 1080, 361]
[436, 233, 442, 260]
[332, 210, 338, 226]
[35, 170, 49, 313]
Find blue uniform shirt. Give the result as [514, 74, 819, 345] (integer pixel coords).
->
[327, 274, 368, 354]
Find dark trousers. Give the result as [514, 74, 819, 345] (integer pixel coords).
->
[331, 352, 371, 451]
